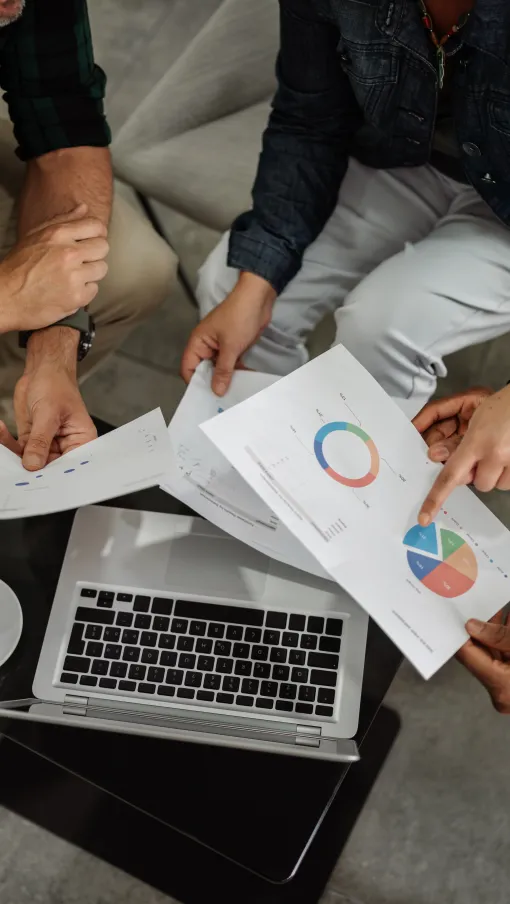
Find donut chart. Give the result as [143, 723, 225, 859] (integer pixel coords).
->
[403, 523, 478, 598]
[314, 422, 380, 488]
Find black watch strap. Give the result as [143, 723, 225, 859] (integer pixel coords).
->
[19, 310, 95, 362]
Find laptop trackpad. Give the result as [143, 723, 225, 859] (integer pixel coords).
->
[165, 535, 268, 601]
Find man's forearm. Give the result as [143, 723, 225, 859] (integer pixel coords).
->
[19, 146, 112, 366]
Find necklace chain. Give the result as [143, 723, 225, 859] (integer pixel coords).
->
[417, 0, 470, 88]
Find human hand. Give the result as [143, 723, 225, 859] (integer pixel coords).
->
[181, 273, 276, 395]
[414, 386, 510, 526]
[457, 612, 510, 713]
[13, 330, 96, 470]
[0, 203, 108, 333]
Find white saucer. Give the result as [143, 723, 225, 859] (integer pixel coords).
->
[0, 579, 23, 667]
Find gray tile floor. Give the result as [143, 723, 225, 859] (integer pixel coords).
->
[3, 3, 510, 904]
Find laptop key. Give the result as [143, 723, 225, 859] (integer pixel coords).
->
[197, 691, 214, 702]
[197, 656, 214, 671]
[325, 618, 343, 637]
[67, 623, 85, 655]
[307, 652, 339, 671]
[245, 628, 261, 643]
[141, 648, 159, 665]
[279, 683, 297, 700]
[289, 650, 306, 666]
[282, 632, 299, 648]
[175, 600, 264, 627]
[85, 624, 102, 640]
[141, 631, 157, 648]
[122, 646, 139, 662]
[139, 683, 156, 695]
[160, 651, 177, 667]
[128, 664, 146, 681]
[316, 705, 334, 717]
[300, 634, 317, 650]
[80, 675, 97, 687]
[222, 676, 240, 693]
[178, 653, 196, 669]
[307, 616, 324, 634]
[291, 667, 309, 683]
[252, 646, 269, 661]
[207, 623, 224, 639]
[319, 636, 341, 653]
[99, 678, 117, 689]
[157, 686, 175, 697]
[158, 634, 176, 650]
[166, 669, 184, 685]
[110, 662, 127, 678]
[177, 636, 194, 652]
[270, 648, 287, 664]
[104, 627, 121, 643]
[76, 607, 114, 625]
[236, 695, 254, 707]
[266, 612, 287, 629]
[234, 660, 251, 677]
[216, 658, 233, 674]
[134, 614, 151, 630]
[98, 591, 114, 607]
[119, 680, 136, 692]
[204, 673, 221, 690]
[172, 618, 188, 634]
[261, 681, 278, 698]
[310, 669, 337, 687]
[91, 659, 108, 676]
[64, 655, 90, 673]
[190, 620, 206, 636]
[216, 693, 234, 705]
[253, 662, 270, 679]
[185, 672, 202, 688]
[289, 614, 305, 632]
[196, 638, 213, 654]
[177, 688, 195, 700]
[80, 587, 97, 599]
[318, 688, 335, 704]
[263, 630, 280, 646]
[133, 595, 150, 613]
[296, 703, 313, 715]
[122, 630, 139, 645]
[86, 641, 103, 658]
[276, 700, 293, 712]
[117, 593, 133, 603]
[152, 597, 173, 616]
[153, 616, 170, 632]
[214, 640, 231, 657]
[148, 667, 165, 683]
[241, 678, 259, 695]
[116, 612, 133, 627]
[256, 698, 273, 710]
[226, 625, 243, 641]
[299, 686, 316, 703]
[61, 672, 78, 684]
[272, 665, 290, 681]
[233, 643, 250, 659]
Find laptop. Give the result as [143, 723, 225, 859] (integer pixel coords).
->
[6, 505, 369, 762]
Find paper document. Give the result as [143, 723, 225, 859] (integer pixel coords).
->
[0, 409, 171, 519]
[161, 362, 327, 578]
[202, 345, 510, 678]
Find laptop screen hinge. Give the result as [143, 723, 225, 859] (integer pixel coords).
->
[63, 694, 88, 716]
[296, 724, 322, 748]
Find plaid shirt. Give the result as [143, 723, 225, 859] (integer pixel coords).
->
[0, 0, 110, 161]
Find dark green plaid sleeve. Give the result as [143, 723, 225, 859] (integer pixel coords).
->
[0, 0, 111, 160]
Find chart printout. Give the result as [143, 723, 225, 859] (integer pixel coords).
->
[202, 346, 510, 678]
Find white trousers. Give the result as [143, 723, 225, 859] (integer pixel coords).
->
[197, 160, 510, 412]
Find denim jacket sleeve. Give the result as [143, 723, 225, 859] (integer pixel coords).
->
[228, 0, 361, 295]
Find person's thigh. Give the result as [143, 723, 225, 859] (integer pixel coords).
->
[197, 160, 453, 374]
[334, 188, 510, 414]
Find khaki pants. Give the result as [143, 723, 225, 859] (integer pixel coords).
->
[0, 120, 177, 402]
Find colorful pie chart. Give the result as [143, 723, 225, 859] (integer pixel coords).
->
[314, 422, 380, 488]
[403, 523, 478, 598]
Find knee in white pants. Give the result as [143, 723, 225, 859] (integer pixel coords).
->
[196, 232, 238, 319]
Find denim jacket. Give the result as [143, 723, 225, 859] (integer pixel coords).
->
[228, 0, 510, 294]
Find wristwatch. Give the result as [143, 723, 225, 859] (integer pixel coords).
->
[19, 309, 95, 362]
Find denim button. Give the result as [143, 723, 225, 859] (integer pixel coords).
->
[481, 172, 496, 184]
[462, 142, 481, 157]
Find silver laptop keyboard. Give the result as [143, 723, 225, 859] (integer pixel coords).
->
[59, 585, 343, 720]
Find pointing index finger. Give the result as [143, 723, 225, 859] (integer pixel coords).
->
[418, 446, 476, 526]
